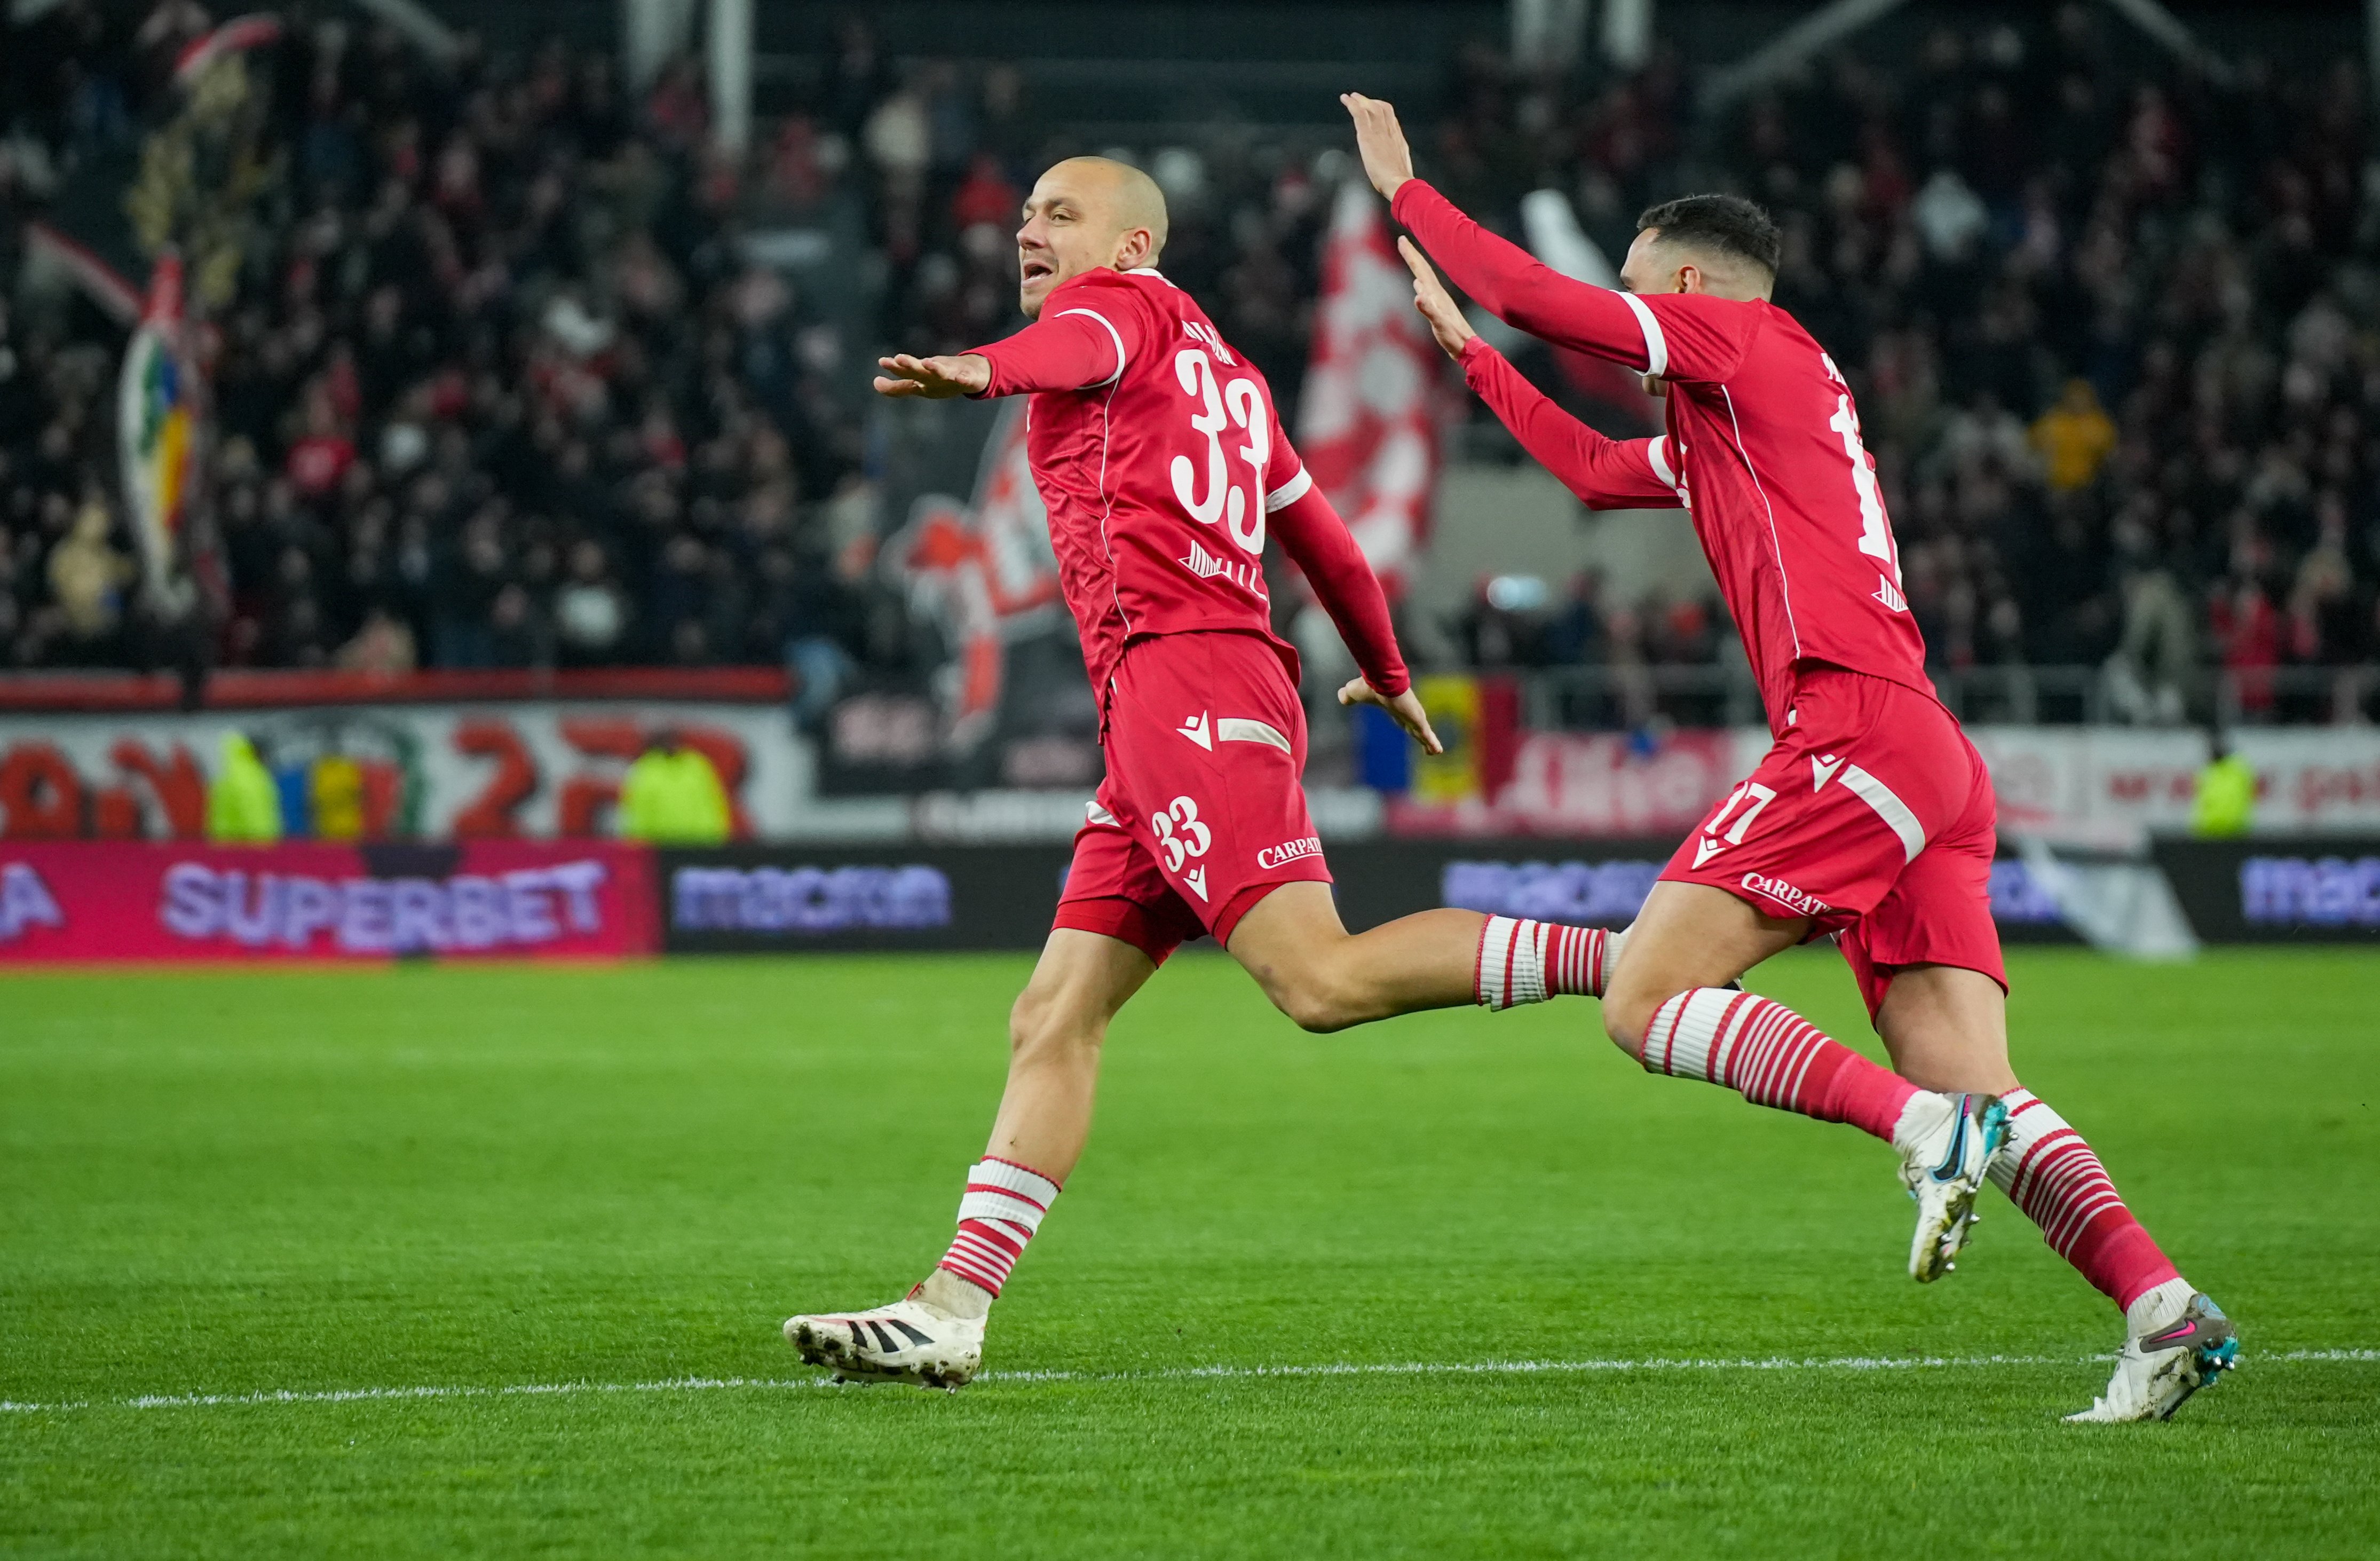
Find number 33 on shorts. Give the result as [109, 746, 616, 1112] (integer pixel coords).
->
[1150, 795, 1212, 873]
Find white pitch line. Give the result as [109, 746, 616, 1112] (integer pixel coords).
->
[4, 1350, 2374, 1416]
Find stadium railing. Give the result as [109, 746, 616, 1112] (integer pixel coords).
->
[1509, 664, 2380, 730]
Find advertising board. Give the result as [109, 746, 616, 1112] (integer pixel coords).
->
[0, 840, 657, 962]
[2152, 837, 2380, 942]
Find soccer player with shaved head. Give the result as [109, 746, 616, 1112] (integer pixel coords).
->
[1342, 92, 2235, 1421]
[785, 155, 1632, 1387]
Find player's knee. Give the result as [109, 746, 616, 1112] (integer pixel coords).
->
[1008, 985, 1104, 1062]
[1599, 979, 1666, 1058]
[1266, 967, 1366, 1034]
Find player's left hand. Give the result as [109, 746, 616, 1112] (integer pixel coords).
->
[874, 353, 991, 399]
[1340, 93, 1414, 200]
[1338, 678, 1443, 755]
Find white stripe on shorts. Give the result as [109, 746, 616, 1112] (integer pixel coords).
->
[1839, 762, 1925, 862]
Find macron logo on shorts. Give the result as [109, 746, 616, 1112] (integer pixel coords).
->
[1740, 871, 1832, 919]
[1256, 836, 1322, 871]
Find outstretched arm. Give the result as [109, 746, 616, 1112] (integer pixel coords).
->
[879, 306, 1130, 399]
[1399, 236, 1683, 510]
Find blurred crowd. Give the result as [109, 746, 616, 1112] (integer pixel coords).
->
[2, 2, 2376, 725]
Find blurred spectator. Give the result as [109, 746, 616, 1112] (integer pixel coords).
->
[616, 728, 730, 843]
[2189, 732, 2255, 838]
[2029, 380, 2116, 493]
[46, 494, 133, 655]
[310, 752, 366, 840]
[205, 732, 282, 842]
[335, 606, 418, 676]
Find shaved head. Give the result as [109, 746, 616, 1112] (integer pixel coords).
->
[1015, 156, 1171, 316]
[1048, 156, 1170, 259]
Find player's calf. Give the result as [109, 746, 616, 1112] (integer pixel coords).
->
[1631, 987, 1923, 1144]
[1474, 917, 1622, 1011]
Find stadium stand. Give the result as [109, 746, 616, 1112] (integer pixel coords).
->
[0, 1, 2372, 726]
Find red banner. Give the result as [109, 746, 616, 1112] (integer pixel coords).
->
[1388, 730, 1743, 837]
[1295, 182, 1450, 598]
[0, 841, 658, 963]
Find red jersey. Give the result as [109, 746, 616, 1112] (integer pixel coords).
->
[1395, 181, 1931, 732]
[968, 268, 1408, 702]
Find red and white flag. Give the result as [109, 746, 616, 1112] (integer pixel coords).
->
[1296, 182, 1450, 598]
[889, 399, 1064, 751]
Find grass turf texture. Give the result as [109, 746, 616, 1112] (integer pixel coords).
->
[2, 949, 2375, 1558]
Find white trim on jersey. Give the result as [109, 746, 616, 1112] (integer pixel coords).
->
[1055, 308, 1127, 388]
[1124, 266, 1174, 287]
[1618, 290, 1668, 378]
[1644, 434, 1677, 486]
[1840, 762, 1926, 862]
[1718, 385, 1802, 660]
[1264, 467, 1313, 513]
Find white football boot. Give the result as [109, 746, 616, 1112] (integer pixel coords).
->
[1893, 1091, 2010, 1282]
[785, 1286, 985, 1389]
[2066, 1283, 2240, 1422]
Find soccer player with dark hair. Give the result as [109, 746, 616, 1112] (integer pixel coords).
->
[785, 156, 1628, 1388]
[1344, 92, 2235, 1422]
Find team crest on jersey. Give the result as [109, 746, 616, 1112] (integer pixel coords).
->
[1179, 539, 1266, 596]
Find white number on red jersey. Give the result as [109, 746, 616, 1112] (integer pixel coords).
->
[1821, 353, 1903, 604]
[1168, 347, 1269, 556]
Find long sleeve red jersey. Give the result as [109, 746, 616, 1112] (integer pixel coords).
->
[1395, 179, 1931, 733]
[967, 267, 1409, 701]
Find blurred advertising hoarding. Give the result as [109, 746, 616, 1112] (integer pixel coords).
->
[0, 840, 657, 963]
[0, 704, 798, 841]
[2152, 837, 2380, 942]
[647, 838, 2079, 956]
[1970, 727, 2380, 847]
[7, 701, 2380, 846]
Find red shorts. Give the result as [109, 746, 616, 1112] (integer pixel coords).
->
[1661, 666, 2005, 1019]
[1055, 631, 1332, 964]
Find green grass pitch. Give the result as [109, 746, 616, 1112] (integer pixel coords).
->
[3, 948, 2376, 1557]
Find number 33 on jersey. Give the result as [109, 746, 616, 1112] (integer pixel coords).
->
[992, 267, 1318, 698]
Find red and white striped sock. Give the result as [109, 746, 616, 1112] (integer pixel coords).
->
[936, 1157, 1061, 1299]
[1474, 916, 1616, 1010]
[1992, 1089, 2180, 1311]
[1641, 987, 1918, 1141]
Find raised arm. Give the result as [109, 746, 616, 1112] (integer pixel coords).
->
[1461, 340, 1685, 510]
[1343, 93, 1756, 383]
[1393, 180, 1669, 373]
[1396, 234, 1682, 510]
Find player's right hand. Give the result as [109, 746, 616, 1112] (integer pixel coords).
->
[1339, 93, 1414, 200]
[1398, 238, 1473, 361]
[874, 353, 992, 399]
